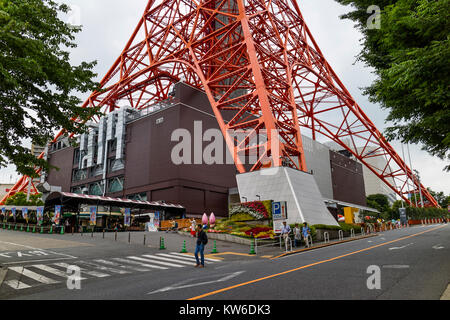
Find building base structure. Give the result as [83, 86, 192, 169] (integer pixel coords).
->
[236, 167, 339, 226]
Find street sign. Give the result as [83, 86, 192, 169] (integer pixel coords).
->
[399, 208, 407, 225]
[272, 201, 287, 220]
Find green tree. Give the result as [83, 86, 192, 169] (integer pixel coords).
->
[0, 0, 99, 177]
[5, 191, 43, 206]
[335, 0, 450, 170]
[366, 193, 390, 214]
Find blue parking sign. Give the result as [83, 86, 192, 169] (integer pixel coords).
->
[272, 201, 287, 220]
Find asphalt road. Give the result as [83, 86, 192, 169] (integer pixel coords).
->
[0, 223, 449, 301]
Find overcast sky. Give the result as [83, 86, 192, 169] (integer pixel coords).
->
[0, 0, 448, 195]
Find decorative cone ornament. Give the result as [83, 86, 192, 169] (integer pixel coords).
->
[202, 213, 208, 226]
[209, 212, 216, 228]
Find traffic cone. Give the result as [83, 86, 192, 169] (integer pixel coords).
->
[40, 226, 44, 234]
[180, 240, 187, 253]
[159, 237, 166, 250]
[26, 225, 30, 232]
[60, 226, 64, 235]
[49, 226, 53, 234]
[8, 224, 11, 230]
[249, 240, 256, 255]
[211, 240, 218, 254]
[20, 224, 23, 231]
[32, 225, 36, 233]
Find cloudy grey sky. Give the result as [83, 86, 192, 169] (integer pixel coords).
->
[0, 0, 448, 195]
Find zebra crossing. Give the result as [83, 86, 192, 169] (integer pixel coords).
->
[1, 252, 222, 291]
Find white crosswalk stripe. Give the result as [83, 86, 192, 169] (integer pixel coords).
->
[8, 266, 59, 285]
[32, 264, 87, 280]
[2, 252, 223, 291]
[94, 259, 153, 272]
[4, 280, 32, 290]
[168, 252, 222, 262]
[74, 261, 131, 275]
[54, 262, 110, 278]
[111, 258, 168, 270]
[127, 256, 184, 268]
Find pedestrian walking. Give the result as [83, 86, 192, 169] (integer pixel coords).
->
[293, 223, 301, 248]
[195, 224, 208, 268]
[302, 222, 311, 248]
[190, 218, 196, 237]
[281, 221, 291, 250]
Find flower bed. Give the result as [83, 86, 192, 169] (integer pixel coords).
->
[229, 200, 272, 221]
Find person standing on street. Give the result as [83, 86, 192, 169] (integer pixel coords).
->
[293, 223, 301, 248]
[281, 221, 291, 250]
[195, 224, 208, 268]
[302, 222, 311, 248]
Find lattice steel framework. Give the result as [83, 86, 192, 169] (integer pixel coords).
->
[1, 0, 438, 207]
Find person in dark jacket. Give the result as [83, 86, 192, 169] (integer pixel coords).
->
[195, 224, 208, 268]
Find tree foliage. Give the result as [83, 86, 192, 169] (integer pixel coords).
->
[335, 0, 450, 170]
[0, 0, 99, 177]
[4, 191, 43, 206]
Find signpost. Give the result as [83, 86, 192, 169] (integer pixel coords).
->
[399, 208, 407, 226]
[272, 201, 287, 234]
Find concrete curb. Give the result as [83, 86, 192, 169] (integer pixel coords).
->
[271, 234, 379, 259]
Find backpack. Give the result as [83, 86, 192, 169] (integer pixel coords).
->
[202, 232, 208, 245]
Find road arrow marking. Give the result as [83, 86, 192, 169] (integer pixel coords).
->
[147, 271, 245, 295]
[432, 244, 444, 250]
[388, 243, 414, 250]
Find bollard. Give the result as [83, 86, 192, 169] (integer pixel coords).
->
[49, 226, 53, 234]
[26, 225, 30, 232]
[32, 225, 36, 233]
[338, 229, 344, 241]
[60, 226, 64, 235]
[211, 240, 218, 254]
[159, 237, 166, 250]
[128, 232, 131, 243]
[143, 234, 146, 246]
[181, 240, 188, 253]
[103, 229, 105, 239]
[115, 231, 117, 241]
[350, 228, 355, 238]
[324, 232, 330, 243]
[40, 226, 44, 234]
[249, 240, 256, 254]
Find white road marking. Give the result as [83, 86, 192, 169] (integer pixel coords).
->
[94, 259, 151, 272]
[127, 256, 184, 268]
[4, 280, 31, 290]
[32, 264, 86, 280]
[8, 266, 59, 284]
[112, 258, 168, 270]
[388, 243, 414, 250]
[74, 261, 130, 274]
[382, 265, 410, 269]
[147, 271, 245, 295]
[432, 244, 444, 250]
[54, 262, 110, 278]
[169, 252, 222, 262]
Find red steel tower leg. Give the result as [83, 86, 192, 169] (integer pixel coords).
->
[1, 0, 438, 207]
